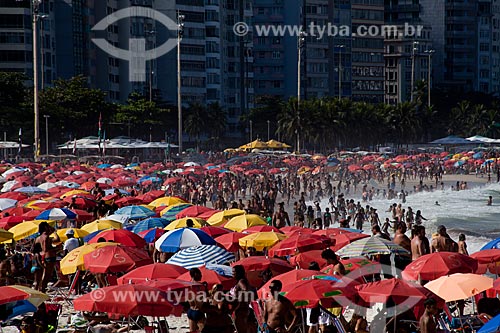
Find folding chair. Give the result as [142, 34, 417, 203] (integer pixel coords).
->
[49, 270, 80, 306]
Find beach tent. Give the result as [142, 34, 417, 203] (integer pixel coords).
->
[238, 139, 269, 150]
[266, 140, 291, 149]
[430, 136, 476, 145]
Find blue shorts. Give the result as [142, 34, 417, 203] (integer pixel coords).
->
[187, 309, 205, 322]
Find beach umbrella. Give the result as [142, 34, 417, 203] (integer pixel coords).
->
[137, 228, 166, 243]
[243, 225, 281, 234]
[313, 228, 358, 237]
[15, 186, 48, 195]
[35, 208, 77, 221]
[149, 196, 187, 208]
[258, 269, 326, 299]
[280, 279, 356, 308]
[136, 190, 165, 204]
[83, 245, 152, 273]
[87, 229, 147, 248]
[356, 278, 426, 304]
[199, 226, 231, 238]
[206, 209, 246, 226]
[323, 257, 381, 275]
[114, 196, 143, 207]
[330, 233, 370, 251]
[131, 218, 169, 233]
[9, 220, 56, 241]
[280, 226, 313, 236]
[0, 198, 17, 210]
[478, 312, 500, 333]
[215, 232, 246, 252]
[62, 196, 97, 209]
[268, 234, 330, 257]
[232, 256, 293, 276]
[481, 238, 500, 250]
[177, 265, 235, 289]
[402, 252, 478, 281]
[0, 192, 28, 201]
[141, 279, 204, 305]
[223, 214, 268, 232]
[239, 231, 287, 251]
[105, 214, 130, 224]
[337, 237, 410, 257]
[81, 219, 123, 233]
[59, 189, 90, 199]
[114, 205, 155, 220]
[176, 205, 216, 219]
[60, 243, 118, 275]
[0, 216, 25, 229]
[0, 228, 13, 242]
[0, 286, 49, 315]
[155, 228, 216, 252]
[471, 249, 500, 274]
[117, 263, 188, 284]
[424, 273, 493, 302]
[164, 217, 206, 231]
[289, 250, 327, 269]
[160, 203, 193, 221]
[167, 245, 235, 269]
[73, 284, 174, 316]
[54, 228, 89, 242]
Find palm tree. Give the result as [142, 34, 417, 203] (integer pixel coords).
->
[184, 102, 206, 149]
[448, 101, 471, 136]
[207, 102, 227, 140]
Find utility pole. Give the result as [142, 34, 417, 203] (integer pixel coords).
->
[297, 29, 305, 153]
[177, 13, 185, 154]
[267, 120, 270, 141]
[33, 0, 41, 161]
[336, 45, 345, 99]
[410, 41, 419, 102]
[44, 115, 49, 155]
[39, 14, 48, 90]
[424, 49, 435, 108]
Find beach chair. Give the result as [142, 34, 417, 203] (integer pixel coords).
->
[49, 270, 80, 306]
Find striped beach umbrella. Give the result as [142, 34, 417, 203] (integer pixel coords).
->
[160, 203, 193, 221]
[114, 205, 155, 220]
[155, 228, 215, 252]
[337, 236, 410, 257]
[35, 208, 77, 221]
[167, 245, 235, 269]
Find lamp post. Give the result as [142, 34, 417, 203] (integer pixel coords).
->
[38, 14, 48, 90]
[267, 120, 270, 141]
[424, 49, 435, 108]
[177, 13, 185, 154]
[336, 45, 345, 100]
[33, 0, 41, 161]
[249, 120, 253, 142]
[297, 29, 306, 153]
[410, 41, 419, 102]
[43, 115, 49, 155]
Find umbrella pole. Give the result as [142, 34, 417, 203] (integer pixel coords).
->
[302, 308, 306, 333]
[127, 316, 130, 333]
[456, 301, 464, 329]
[394, 305, 396, 333]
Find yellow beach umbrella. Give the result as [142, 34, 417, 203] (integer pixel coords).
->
[9, 220, 56, 241]
[60, 242, 117, 275]
[53, 228, 89, 242]
[206, 209, 246, 226]
[239, 232, 287, 251]
[266, 139, 291, 149]
[149, 196, 187, 208]
[239, 139, 269, 150]
[224, 214, 267, 232]
[0, 228, 13, 242]
[81, 220, 123, 233]
[164, 217, 206, 231]
[60, 190, 90, 199]
[9, 285, 49, 307]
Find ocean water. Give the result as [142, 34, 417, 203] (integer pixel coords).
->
[311, 182, 500, 254]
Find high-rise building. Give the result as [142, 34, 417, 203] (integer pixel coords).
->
[0, 0, 57, 87]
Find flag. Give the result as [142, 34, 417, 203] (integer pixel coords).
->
[72, 137, 77, 155]
[103, 130, 106, 156]
[98, 112, 102, 153]
[18, 128, 22, 155]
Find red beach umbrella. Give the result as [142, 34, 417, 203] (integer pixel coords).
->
[268, 234, 330, 257]
[281, 279, 356, 308]
[258, 269, 323, 299]
[117, 263, 188, 284]
[289, 250, 327, 269]
[243, 225, 282, 234]
[136, 190, 165, 204]
[280, 226, 313, 236]
[330, 233, 370, 251]
[402, 252, 478, 281]
[0, 216, 25, 229]
[355, 278, 426, 304]
[87, 229, 147, 248]
[177, 266, 235, 289]
[232, 256, 293, 287]
[176, 205, 216, 219]
[83, 245, 152, 273]
[215, 232, 246, 252]
[115, 197, 143, 207]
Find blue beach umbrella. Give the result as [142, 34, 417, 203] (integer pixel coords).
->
[478, 312, 500, 333]
[154, 228, 215, 252]
[14, 187, 48, 194]
[104, 188, 130, 196]
[132, 218, 169, 233]
[481, 238, 500, 250]
[97, 164, 112, 169]
[160, 203, 192, 221]
[114, 205, 155, 220]
[167, 245, 235, 269]
[35, 208, 77, 221]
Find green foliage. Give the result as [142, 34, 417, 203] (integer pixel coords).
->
[0, 72, 32, 140]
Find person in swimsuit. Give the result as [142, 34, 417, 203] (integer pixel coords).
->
[272, 203, 290, 228]
[230, 265, 257, 333]
[31, 243, 44, 291]
[187, 268, 206, 333]
[263, 280, 298, 333]
[36, 221, 61, 292]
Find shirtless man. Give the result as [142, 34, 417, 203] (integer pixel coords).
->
[272, 203, 290, 228]
[431, 225, 457, 253]
[394, 222, 412, 269]
[263, 280, 298, 333]
[411, 226, 428, 260]
[36, 222, 61, 292]
[321, 249, 346, 276]
[419, 298, 438, 333]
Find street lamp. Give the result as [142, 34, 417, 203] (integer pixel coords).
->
[43, 115, 49, 155]
[177, 13, 185, 154]
[267, 120, 270, 141]
[336, 45, 345, 99]
[32, 0, 42, 161]
[410, 41, 419, 102]
[145, 29, 156, 102]
[38, 14, 48, 90]
[249, 120, 253, 142]
[297, 29, 306, 153]
[424, 49, 435, 107]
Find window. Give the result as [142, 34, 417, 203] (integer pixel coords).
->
[272, 51, 281, 59]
